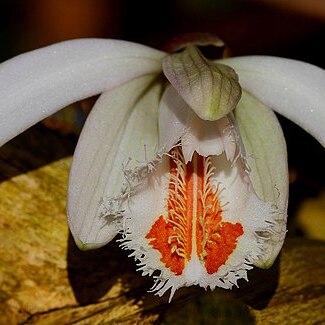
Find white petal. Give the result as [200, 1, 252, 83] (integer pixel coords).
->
[67, 74, 163, 249]
[220, 56, 325, 146]
[235, 92, 288, 267]
[158, 85, 237, 162]
[0, 38, 165, 146]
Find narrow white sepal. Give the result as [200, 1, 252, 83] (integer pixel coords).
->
[220, 56, 325, 147]
[0, 38, 165, 146]
[68, 75, 163, 250]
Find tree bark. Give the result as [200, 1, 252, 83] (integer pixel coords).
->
[0, 126, 324, 324]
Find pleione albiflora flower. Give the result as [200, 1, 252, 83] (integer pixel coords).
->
[0, 35, 324, 300]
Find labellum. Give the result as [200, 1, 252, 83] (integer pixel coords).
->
[145, 147, 244, 277]
[120, 80, 280, 300]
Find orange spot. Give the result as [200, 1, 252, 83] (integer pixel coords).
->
[203, 221, 243, 274]
[146, 216, 185, 275]
[146, 148, 244, 276]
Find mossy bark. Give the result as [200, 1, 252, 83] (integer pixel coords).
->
[0, 126, 324, 324]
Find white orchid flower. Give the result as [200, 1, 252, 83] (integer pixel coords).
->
[0, 36, 324, 300]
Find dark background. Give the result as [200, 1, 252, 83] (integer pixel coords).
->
[1, 0, 325, 64]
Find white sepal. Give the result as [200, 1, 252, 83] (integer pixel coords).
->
[0, 38, 165, 146]
[220, 56, 325, 147]
[68, 74, 163, 250]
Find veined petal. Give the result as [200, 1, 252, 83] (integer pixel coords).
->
[158, 85, 237, 163]
[220, 56, 325, 146]
[68, 74, 163, 250]
[0, 38, 165, 146]
[162, 46, 241, 121]
[235, 91, 288, 268]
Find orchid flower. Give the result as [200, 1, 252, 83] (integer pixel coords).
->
[0, 36, 324, 300]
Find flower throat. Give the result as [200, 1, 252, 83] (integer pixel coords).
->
[146, 147, 244, 275]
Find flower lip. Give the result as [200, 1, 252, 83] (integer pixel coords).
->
[145, 147, 245, 277]
[120, 87, 282, 300]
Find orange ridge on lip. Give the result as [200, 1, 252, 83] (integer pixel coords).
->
[146, 147, 243, 276]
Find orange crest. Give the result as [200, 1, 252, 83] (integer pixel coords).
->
[146, 147, 243, 276]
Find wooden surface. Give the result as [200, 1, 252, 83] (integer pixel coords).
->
[0, 125, 324, 324]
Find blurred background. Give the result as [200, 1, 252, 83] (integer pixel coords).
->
[1, 0, 325, 62]
[0, 0, 324, 239]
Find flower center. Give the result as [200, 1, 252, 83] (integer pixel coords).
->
[145, 147, 244, 276]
